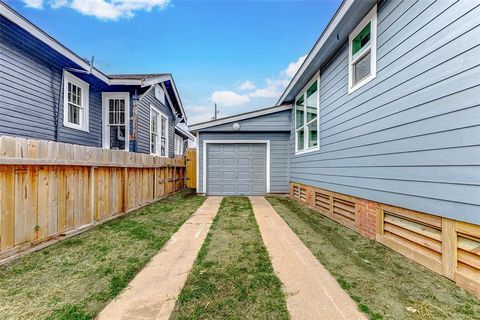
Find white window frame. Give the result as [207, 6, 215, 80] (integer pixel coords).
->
[295, 73, 320, 155]
[154, 84, 166, 105]
[348, 5, 377, 94]
[63, 71, 89, 131]
[150, 105, 169, 157]
[101, 92, 130, 151]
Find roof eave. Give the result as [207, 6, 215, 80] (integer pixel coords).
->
[189, 104, 292, 132]
[276, 0, 376, 105]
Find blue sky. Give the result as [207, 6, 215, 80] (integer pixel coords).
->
[9, 0, 341, 124]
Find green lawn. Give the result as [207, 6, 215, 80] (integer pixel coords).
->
[0, 190, 205, 320]
[171, 197, 290, 320]
[266, 196, 480, 320]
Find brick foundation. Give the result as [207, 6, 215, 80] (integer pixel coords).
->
[357, 199, 378, 239]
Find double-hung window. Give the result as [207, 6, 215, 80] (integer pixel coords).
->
[150, 106, 168, 156]
[295, 76, 319, 154]
[175, 134, 184, 156]
[64, 71, 89, 131]
[348, 5, 377, 93]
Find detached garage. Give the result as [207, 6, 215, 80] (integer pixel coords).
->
[190, 105, 291, 196]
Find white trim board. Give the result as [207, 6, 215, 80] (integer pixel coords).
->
[202, 140, 271, 195]
[101, 92, 130, 151]
[190, 105, 292, 131]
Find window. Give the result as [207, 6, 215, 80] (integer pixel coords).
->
[348, 5, 377, 93]
[154, 84, 165, 105]
[150, 106, 168, 156]
[108, 98, 126, 141]
[175, 134, 184, 155]
[63, 71, 89, 131]
[295, 76, 319, 154]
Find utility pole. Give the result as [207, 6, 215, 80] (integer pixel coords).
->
[212, 102, 219, 120]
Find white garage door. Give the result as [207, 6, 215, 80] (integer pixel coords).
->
[206, 143, 267, 195]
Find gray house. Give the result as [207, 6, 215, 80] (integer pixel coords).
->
[190, 0, 480, 291]
[0, 2, 189, 157]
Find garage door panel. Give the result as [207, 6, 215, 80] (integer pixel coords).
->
[237, 158, 251, 167]
[206, 143, 267, 195]
[238, 145, 251, 152]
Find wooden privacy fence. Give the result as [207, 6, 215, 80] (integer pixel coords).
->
[185, 148, 196, 189]
[0, 136, 186, 260]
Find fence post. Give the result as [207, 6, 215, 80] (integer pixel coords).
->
[90, 166, 95, 224]
[442, 218, 457, 280]
[122, 167, 128, 213]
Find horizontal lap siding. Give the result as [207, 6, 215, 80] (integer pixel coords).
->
[290, 0, 480, 225]
[0, 17, 104, 147]
[203, 110, 291, 131]
[137, 88, 175, 157]
[198, 132, 290, 194]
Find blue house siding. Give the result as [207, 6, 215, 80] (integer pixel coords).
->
[137, 87, 176, 157]
[198, 132, 290, 194]
[288, 0, 480, 225]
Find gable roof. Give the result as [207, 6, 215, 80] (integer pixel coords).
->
[276, 0, 376, 105]
[189, 104, 292, 133]
[0, 1, 187, 122]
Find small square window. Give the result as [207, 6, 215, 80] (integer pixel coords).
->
[348, 5, 377, 93]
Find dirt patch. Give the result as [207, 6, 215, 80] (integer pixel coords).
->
[0, 190, 205, 320]
[171, 197, 290, 320]
[266, 196, 480, 320]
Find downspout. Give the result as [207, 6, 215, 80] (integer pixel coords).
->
[54, 57, 95, 142]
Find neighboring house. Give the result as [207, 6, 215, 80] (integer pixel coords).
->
[190, 0, 480, 290]
[0, 2, 188, 157]
[174, 126, 195, 157]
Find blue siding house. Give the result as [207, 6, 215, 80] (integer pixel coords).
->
[190, 0, 480, 291]
[0, 2, 188, 157]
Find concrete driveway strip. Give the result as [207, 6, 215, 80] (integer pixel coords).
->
[249, 196, 367, 320]
[97, 196, 222, 320]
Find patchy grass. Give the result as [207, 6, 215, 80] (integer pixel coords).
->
[171, 197, 290, 320]
[0, 190, 205, 320]
[266, 196, 480, 320]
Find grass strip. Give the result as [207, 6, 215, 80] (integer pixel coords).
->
[171, 197, 290, 320]
[0, 190, 205, 320]
[266, 196, 480, 320]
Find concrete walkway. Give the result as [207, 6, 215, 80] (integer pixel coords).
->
[97, 196, 222, 320]
[249, 196, 367, 320]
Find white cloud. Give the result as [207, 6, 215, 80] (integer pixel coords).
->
[211, 91, 250, 107]
[23, 0, 170, 20]
[282, 54, 307, 78]
[249, 78, 287, 98]
[23, 0, 44, 8]
[238, 80, 256, 91]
